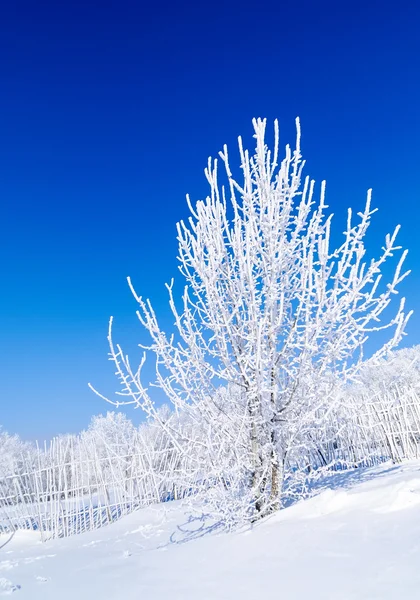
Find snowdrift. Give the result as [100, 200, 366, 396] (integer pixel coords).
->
[1, 461, 420, 599]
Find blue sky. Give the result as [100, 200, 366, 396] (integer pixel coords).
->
[1, 0, 419, 440]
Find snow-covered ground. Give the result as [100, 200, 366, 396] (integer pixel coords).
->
[1, 461, 420, 599]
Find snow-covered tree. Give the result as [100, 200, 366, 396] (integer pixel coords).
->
[80, 412, 138, 495]
[0, 428, 36, 504]
[351, 345, 420, 396]
[92, 118, 411, 520]
[84, 412, 137, 458]
[0, 429, 26, 477]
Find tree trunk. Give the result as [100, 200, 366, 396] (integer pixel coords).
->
[269, 457, 281, 513]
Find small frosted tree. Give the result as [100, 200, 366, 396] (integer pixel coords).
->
[0, 428, 36, 504]
[81, 412, 138, 496]
[91, 119, 411, 520]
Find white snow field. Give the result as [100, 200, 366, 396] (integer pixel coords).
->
[1, 462, 420, 599]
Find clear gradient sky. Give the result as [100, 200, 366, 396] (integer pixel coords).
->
[1, 0, 419, 440]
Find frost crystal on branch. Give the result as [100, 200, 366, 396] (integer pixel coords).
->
[91, 118, 412, 522]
